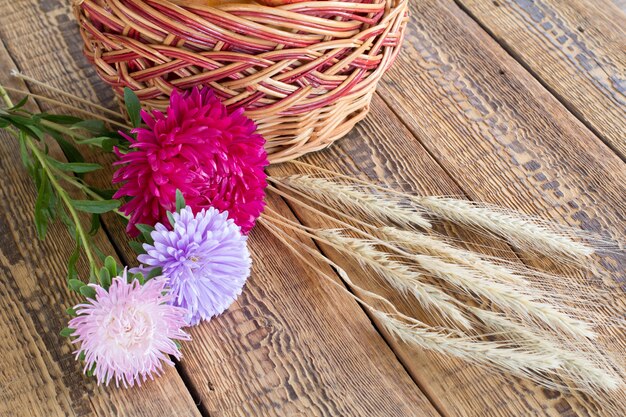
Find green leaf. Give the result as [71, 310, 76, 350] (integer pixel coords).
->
[75, 136, 117, 152]
[71, 119, 106, 134]
[89, 269, 98, 284]
[68, 279, 84, 293]
[18, 134, 34, 176]
[124, 88, 141, 128]
[46, 158, 101, 173]
[135, 223, 154, 245]
[86, 362, 97, 377]
[93, 245, 107, 263]
[166, 211, 176, 228]
[175, 189, 185, 212]
[14, 121, 45, 141]
[41, 114, 83, 125]
[67, 241, 81, 281]
[135, 223, 154, 236]
[9, 95, 29, 111]
[59, 327, 75, 338]
[88, 213, 101, 236]
[71, 199, 120, 214]
[128, 240, 145, 255]
[46, 186, 58, 222]
[104, 256, 117, 278]
[80, 285, 97, 299]
[59, 206, 77, 239]
[145, 267, 162, 281]
[99, 267, 111, 289]
[65, 307, 77, 317]
[92, 188, 116, 200]
[33, 171, 51, 239]
[133, 272, 144, 285]
[49, 132, 84, 163]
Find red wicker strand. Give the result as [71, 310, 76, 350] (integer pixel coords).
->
[74, 0, 408, 162]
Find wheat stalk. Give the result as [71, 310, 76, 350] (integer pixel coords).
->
[374, 311, 571, 386]
[261, 213, 622, 394]
[280, 175, 431, 229]
[378, 226, 529, 286]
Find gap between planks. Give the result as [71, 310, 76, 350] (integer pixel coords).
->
[276, 193, 451, 417]
[0, 37, 446, 417]
[449, 0, 626, 163]
[0, 44, 209, 417]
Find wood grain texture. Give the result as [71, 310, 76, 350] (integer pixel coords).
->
[612, 0, 626, 13]
[455, 0, 626, 158]
[1, 0, 624, 416]
[179, 193, 440, 417]
[0, 47, 203, 417]
[271, 92, 626, 417]
[371, 1, 626, 413]
[0, 1, 442, 416]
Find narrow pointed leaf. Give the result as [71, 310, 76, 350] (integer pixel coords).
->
[71, 199, 120, 214]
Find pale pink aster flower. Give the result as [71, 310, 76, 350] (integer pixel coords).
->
[68, 273, 189, 387]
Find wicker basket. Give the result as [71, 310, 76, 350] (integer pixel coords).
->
[74, 0, 408, 162]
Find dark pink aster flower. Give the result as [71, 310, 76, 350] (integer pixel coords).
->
[113, 87, 268, 236]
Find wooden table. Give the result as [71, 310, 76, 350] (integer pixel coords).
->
[1, 1, 624, 416]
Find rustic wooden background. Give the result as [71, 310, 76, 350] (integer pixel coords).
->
[0, 0, 624, 416]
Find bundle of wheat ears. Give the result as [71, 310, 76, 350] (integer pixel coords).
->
[6, 72, 625, 410]
[262, 164, 625, 395]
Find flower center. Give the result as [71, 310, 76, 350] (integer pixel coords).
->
[104, 306, 154, 351]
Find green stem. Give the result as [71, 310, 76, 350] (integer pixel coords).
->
[55, 170, 129, 220]
[26, 137, 98, 276]
[2, 86, 99, 277]
[39, 119, 92, 141]
[0, 85, 13, 107]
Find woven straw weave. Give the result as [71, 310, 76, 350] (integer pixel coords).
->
[74, 0, 408, 162]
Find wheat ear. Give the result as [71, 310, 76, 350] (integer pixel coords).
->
[403, 251, 595, 339]
[471, 307, 620, 392]
[378, 226, 528, 286]
[415, 197, 594, 261]
[284, 162, 597, 262]
[379, 226, 606, 303]
[375, 311, 570, 382]
[279, 175, 431, 229]
[313, 228, 472, 329]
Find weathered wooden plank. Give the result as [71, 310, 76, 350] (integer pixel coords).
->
[371, 1, 625, 414]
[612, 0, 626, 13]
[455, 0, 626, 158]
[0, 48, 203, 417]
[0, 1, 443, 415]
[180, 193, 440, 416]
[271, 92, 625, 417]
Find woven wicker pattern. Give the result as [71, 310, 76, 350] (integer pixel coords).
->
[74, 0, 408, 162]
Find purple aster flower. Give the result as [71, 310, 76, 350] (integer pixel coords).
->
[136, 206, 251, 325]
[68, 274, 189, 387]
